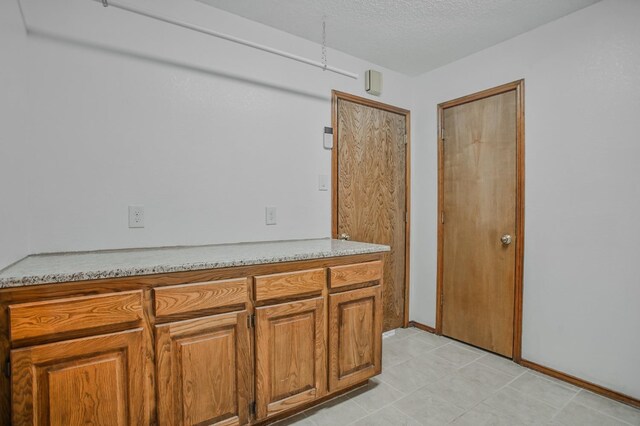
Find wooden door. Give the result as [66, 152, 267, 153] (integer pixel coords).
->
[255, 297, 325, 420]
[155, 311, 251, 426]
[334, 92, 409, 331]
[440, 84, 523, 357]
[11, 328, 146, 426]
[328, 286, 382, 392]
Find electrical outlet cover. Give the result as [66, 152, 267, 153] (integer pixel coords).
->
[128, 205, 144, 228]
[265, 206, 277, 225]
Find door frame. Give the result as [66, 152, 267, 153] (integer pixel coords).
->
[436, 80, 525, 361]
[331, 90, 412, 327]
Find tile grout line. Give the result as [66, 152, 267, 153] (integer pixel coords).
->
[315, 328, 640, 426]
[549, 389, 580, 424]
[561, 392, 637, 426]
[446, 365, 529, 423]
[280, 328, 640, 426]
[396, 330, 625, 425]
[508, 372, 637, 425]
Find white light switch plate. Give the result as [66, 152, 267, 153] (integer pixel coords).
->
[265, 206, 277, 225]
[318, 174, 329, 191]
[128, 205, 144, 228]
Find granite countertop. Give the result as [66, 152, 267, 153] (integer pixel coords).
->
[0, 239, 390, 289]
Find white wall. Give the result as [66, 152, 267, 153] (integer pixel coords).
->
[410, 0, 640, 398]
[0, 0, 30, 269]
[0, 0, 412, 266]
[4, 0, 638, 401]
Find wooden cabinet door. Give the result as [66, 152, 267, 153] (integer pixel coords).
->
[329, 286, 382, 392]
[11, 328, 146, 426]
[255, 297, 326, 420]
[155, 311, 251, 426]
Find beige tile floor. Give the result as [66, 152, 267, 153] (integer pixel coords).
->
[273, 327, 640, 426]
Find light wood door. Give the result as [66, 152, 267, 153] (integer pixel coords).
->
[335, 96, 408, 331]
[155, 311, 251, 426]
[11, 328, 146, 426]
[255, 297, 326, 420]
[328, 285, 382, 392]
[441, 90, 518, 357]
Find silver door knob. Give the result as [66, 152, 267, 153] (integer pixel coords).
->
[339, 233, 351, 241]
[501, 234, 512, 245]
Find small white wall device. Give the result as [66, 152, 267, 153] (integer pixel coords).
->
[365, 70, 382, 96]
[323, 127, 334, 149]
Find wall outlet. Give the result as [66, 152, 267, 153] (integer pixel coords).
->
[318, 174, 329, 191]
[128, 205, 144, 228]
[265, 206, 277, 225]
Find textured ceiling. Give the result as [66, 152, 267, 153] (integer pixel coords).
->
[196, 0, 600, 75]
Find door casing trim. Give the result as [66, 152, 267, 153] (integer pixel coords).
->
[436, 80, 525, 361]
[331, 90, 412, 327]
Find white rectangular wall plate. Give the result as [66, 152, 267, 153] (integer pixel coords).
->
[323, 127, 333, 149]
[318, 174, 329, 191]
[128, 205, 144, 228]
[265, 206, 277, 225]
[365, 69, 382, 96]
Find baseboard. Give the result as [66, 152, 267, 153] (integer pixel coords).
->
[520, 359, 640, 409]
[408, 320, 436, 333]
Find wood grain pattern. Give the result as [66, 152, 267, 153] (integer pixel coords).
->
[335, 94, 408, 331]
[255, 297, 326, 420]
[11, 328, 146, 425]
[48, 353, 126, 425]
[437, 80, 525, 361]
[441, 90, 517, 357]
[9, 290, 143, 343]
[0, 253, 385, 425]
[154, 279, 247, 319]
[254, 269, 325, 302]
[155, 311, 251, 426]
[328, 261, 382, 289]
[328, 286, 382, 391]
[0, 253, 382, 425]
[251, 381, 368, 426]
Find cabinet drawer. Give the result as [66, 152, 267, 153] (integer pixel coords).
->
[154, 278, 248, 318]
[254, 268, 325, 302]
[9, 290, 144, 342]
[328, 261, 383, 289]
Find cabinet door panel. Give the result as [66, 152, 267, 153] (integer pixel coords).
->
[255, 297, 325, 419]
[11, 328, 146, 426]
[155, 311, 251, 426]
[329, 286, 382, 391]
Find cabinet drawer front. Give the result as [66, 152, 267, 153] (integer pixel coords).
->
[328, 261, 382, 289]
[254, 268, 325, 302]
[154, 278, 247, 318]
[9, 291, 144, 342]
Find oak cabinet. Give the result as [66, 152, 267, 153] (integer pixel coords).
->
[328, 285, 383, 392]
[11, 328, 147, 426]
[2, 253, 385, 425]
[155, 310, 252, 426]
[255, 297, 326, 420]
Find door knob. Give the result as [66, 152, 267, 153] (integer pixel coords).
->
[339, 233, 351, 241]
[501, 234, 512, 245]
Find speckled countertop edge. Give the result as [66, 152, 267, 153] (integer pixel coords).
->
[0, 239, 390, 289]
